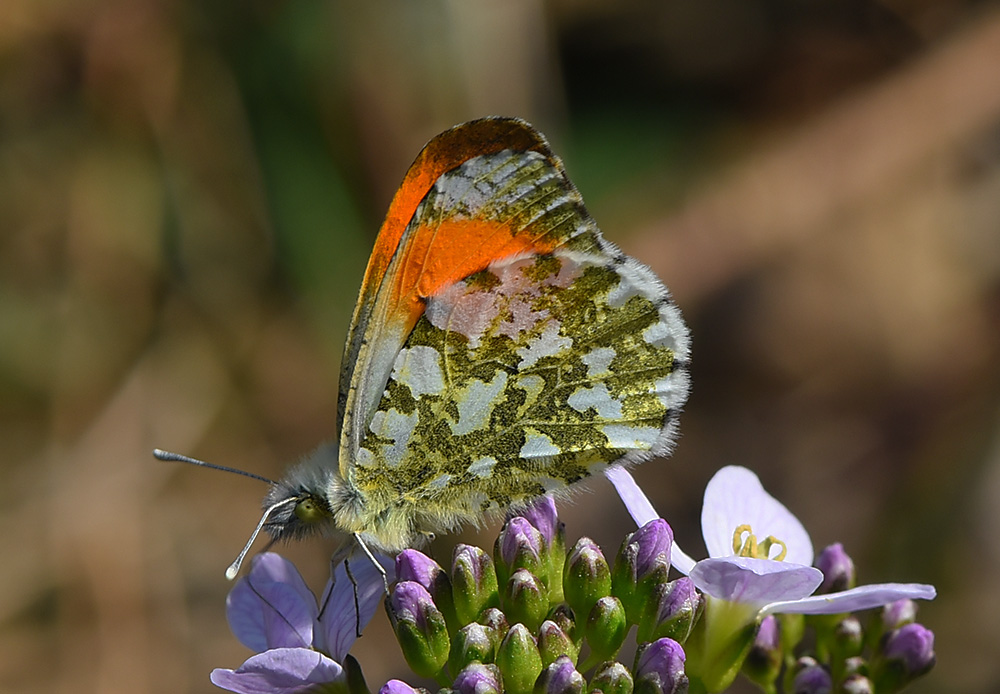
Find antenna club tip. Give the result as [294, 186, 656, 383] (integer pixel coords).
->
[225, 564, 240, 581]
[153, 448, 167, 458]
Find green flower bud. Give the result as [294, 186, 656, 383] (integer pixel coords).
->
[563, 538, 612, 623]
[742, 616, 782, 692]
[387, 582, 450, 679]
[585, 597, 628, 663]
[611, 520, 672, 624]
[497, 623, 544, 694]
[453, 662, 503, 694]
[636, 578, 700, 644]
[497, 517, 546, 589]
[538, 619, 579, 667]
[450, 622, 500, 673]
[589, 661, 634, 694]
[479, 607, 511, 641]
[343, 654, 371, 694]
[504, 568, 550, 633]
[453, 544, 501, 624]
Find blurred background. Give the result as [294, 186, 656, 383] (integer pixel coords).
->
[2, 1, 999, 692]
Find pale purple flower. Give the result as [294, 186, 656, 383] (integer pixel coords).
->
[606, 465, 936, 617]
[211, 552, 392, 694]
[520, 495, 560, 546]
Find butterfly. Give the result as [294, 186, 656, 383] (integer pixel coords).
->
[157, 117, 690, 579]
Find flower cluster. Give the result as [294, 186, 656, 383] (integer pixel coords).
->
[212, 466, 936, 694]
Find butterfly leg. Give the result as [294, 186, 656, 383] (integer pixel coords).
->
[317, 538, 357, 621]
[353, 532, 390, 594]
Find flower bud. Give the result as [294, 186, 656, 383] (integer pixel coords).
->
[343, 654, 371, 694]
[503, 568, 549, 633]
[563, 538, 612, 623]
[633, 638, 688, 694]
[538, 619, 579, 667]
[815, 544, 856, 594]
[637, 577, 700, 644]
[791, 660, 832, 694]
[872, 623, 935, 693]
[453, 544, 500, 624]
[534, 655, 585, 694]
[497, 623, 544, 694]
[386, 581, 450, 678]
[742, 615, 782, 691]
[453, 662, 503, 694]
[479, 607, 511, 641]
[396, 549, 457, 629]
[585, 597, 628, 662]
[612, 520, 672, 624]
[450, 622, 500, 673]
[880, 599, 917, 631]
[589, 661, 634, 694]
[831, 617, 864, 663]
[379, 679, 425, 694]
[522, 495, 567, 603]
[841, 674, 874, 694]
[497, 517, 545, 588]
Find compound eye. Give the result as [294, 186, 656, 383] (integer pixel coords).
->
[294, 497, 325, 524]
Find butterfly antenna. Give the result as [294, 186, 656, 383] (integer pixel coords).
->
[225, 497, 297, 580]
[153, 448, 276, 485]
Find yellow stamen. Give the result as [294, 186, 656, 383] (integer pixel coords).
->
[731, 525, 787, 561]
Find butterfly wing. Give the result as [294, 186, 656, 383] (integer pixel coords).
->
[338, 118, 690, 549]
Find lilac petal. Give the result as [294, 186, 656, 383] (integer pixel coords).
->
[702, 466, 814, 566]
[690, 557, 823, 606]
[319, 554, 395, 661]
[605, 466, 697, 574]
[759, 582, 937, 617]
[380, 680, 422, 694]
[210, 648, 344, 694]
[606, 466, 658, 525]
[227, 554, 318, 652]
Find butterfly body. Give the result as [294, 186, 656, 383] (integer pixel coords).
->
[262, 118, 690, 556]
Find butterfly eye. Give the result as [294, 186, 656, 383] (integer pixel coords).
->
[294, 497, 327, 524]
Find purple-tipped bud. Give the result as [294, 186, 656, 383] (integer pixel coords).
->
[873, 623, 935, 692]
[613, 520, 673, 624]
[742, 615, 782, 689]
[638, 577, 701, 644]
[585, 596, 628, 661]
[841, 674, 874, 694]
[498, 517, 545, 583]
[503, 568, 549, 633]
[397, 549, 457, 629]
[453, 662, 503, 694]
[563, 537, 612, 621]
[521, 495, 560, 546]
[537, 619, 579, 666]
[386, 582, 450, 678]
[497, 623, 544, 694]
[631, 519, 673, 579]
[453, 544, 500, 624]
[380, 679, 423, 694]
[396, 550, 444, 589]
[815, 543, 856, 594]
[590, 661, 634, 694]
[881, 599, 918, 631]
[534, 655, 584, 694]
[791, 661, 832, 694]
[450, 622, 500, 673]
[634, 638, 688, 694]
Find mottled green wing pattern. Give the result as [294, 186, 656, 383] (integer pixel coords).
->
[348, 148, 690, 539]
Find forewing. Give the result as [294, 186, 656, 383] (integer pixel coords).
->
[349, 143, 690, 527]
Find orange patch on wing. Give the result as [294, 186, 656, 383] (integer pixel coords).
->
[391, 217, 558, 328]
[360, 120, 551, 307]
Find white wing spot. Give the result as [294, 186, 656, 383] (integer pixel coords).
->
[581, 347, 616, 377]
[600, 424, 661, 450]
[367, 408, 420, 467]
[517, 322, 571, 368]
[567, 383, 624, 419]
[468, 456, 497, 478]
[426, 473, 453, 490]
[520, 429, 561, 458]
[452, 371, 508, 436]
[392, 345, 445, 397]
